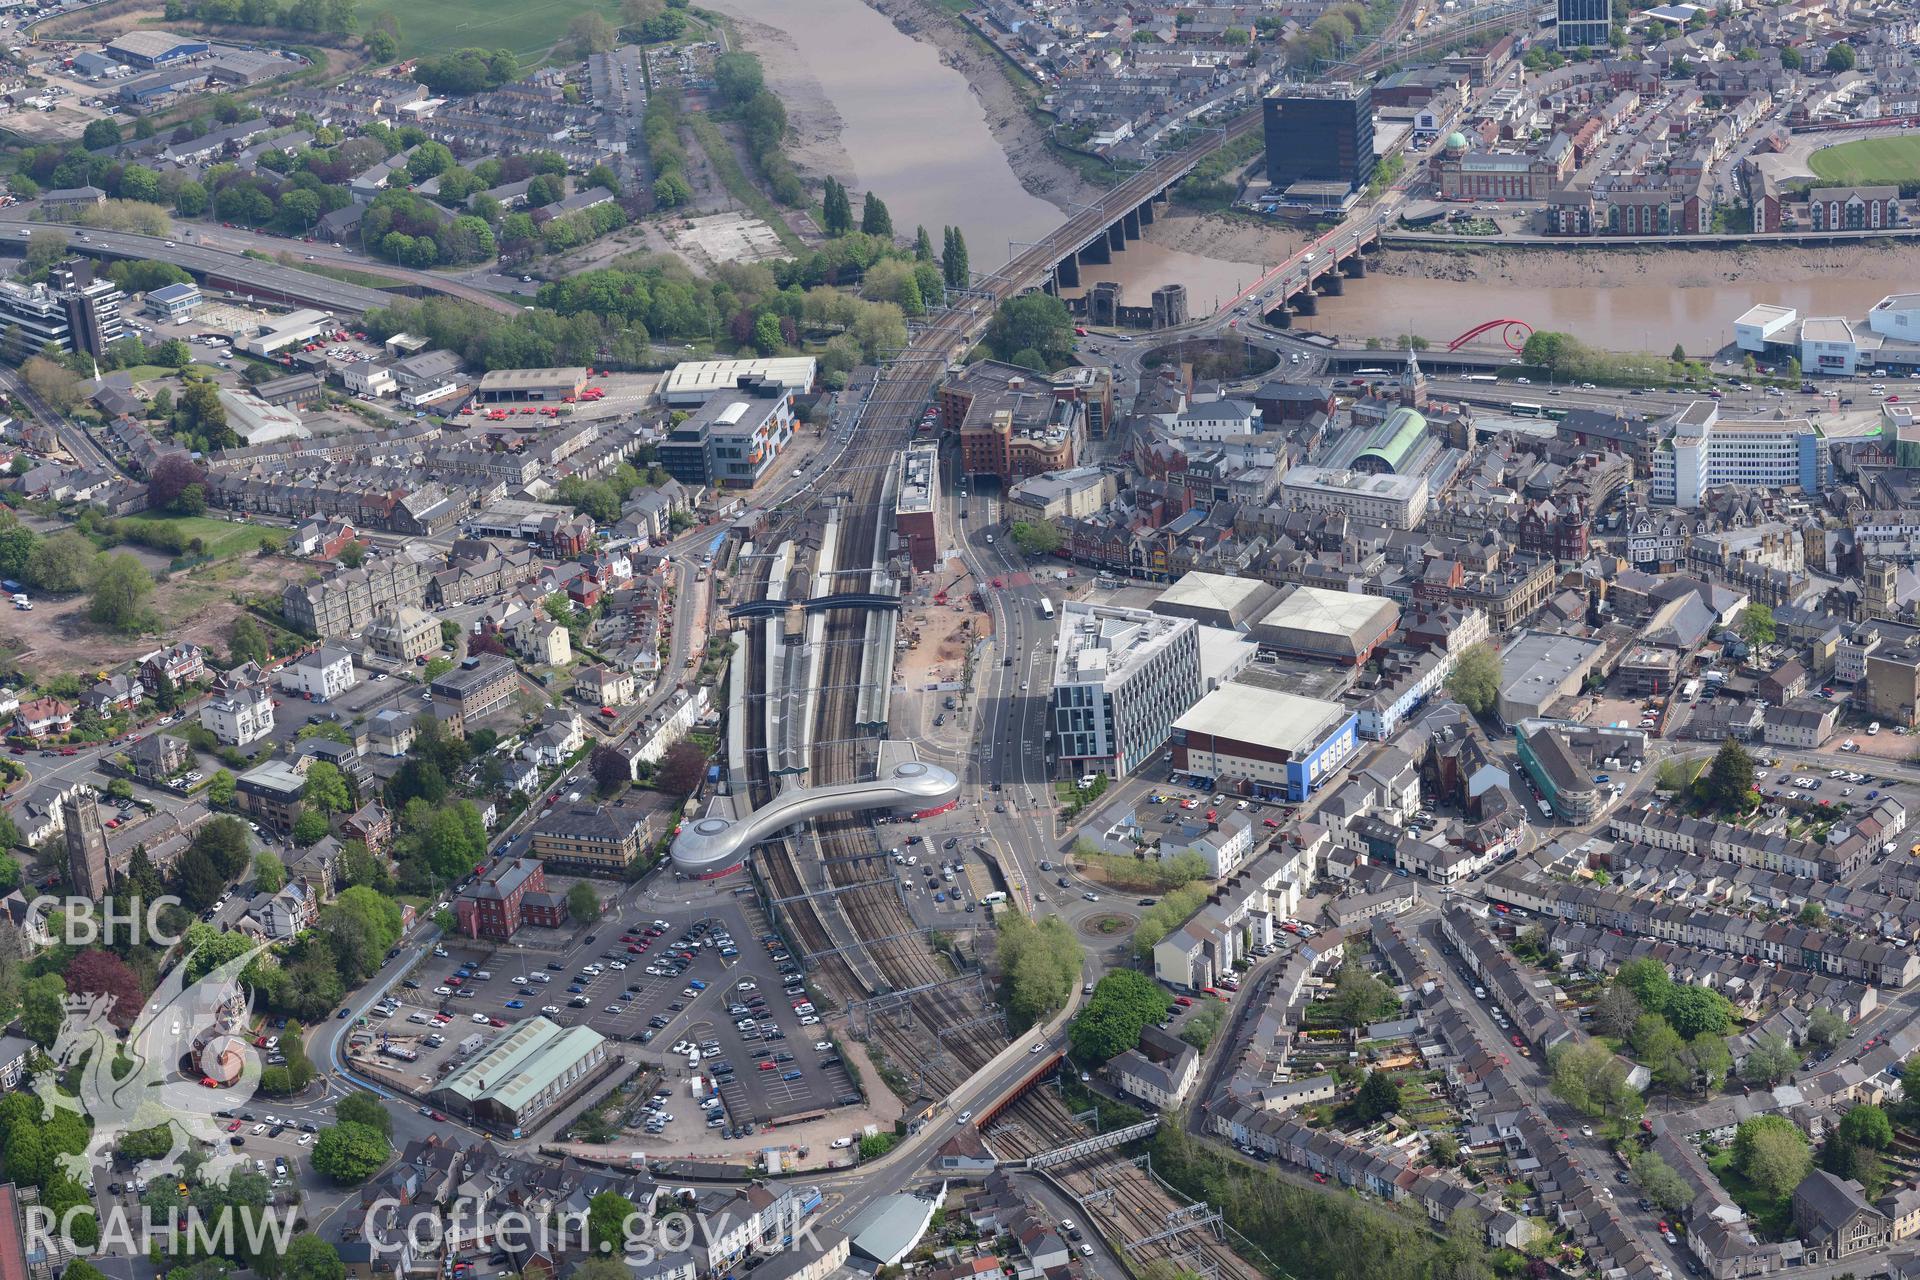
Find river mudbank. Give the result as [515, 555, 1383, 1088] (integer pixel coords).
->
[1372, 236, 1920, 290]
[723, 15, 857, 195]
[863, 0, 1107, 211]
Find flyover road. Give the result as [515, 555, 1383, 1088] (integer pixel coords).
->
[0, 215, 520, 316]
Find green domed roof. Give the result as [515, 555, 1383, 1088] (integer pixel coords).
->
[1445, 131, 1469, 151]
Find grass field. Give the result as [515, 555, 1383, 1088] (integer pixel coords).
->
[1807, 135, 1920, 186]
[116, 516, 284, 561]
[357, 0, 625, 61]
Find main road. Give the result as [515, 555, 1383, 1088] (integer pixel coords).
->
[0, 214, 523, 316]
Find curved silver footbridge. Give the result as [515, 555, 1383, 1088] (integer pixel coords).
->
[670, 757, 960, 877]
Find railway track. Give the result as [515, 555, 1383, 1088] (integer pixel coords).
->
[733, 0, 1453, 1147]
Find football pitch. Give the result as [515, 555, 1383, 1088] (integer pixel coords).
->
[357, 0, 625, 61]
[1806, 134, 1920, 187]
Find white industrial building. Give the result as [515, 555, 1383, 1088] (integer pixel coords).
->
[1869, 293, 1920, 342]
[1733, 302, 1797, 353]
[217, 389, 310, 445]
[660, 357, 818, 406]
[237, 308, 333, 357]
[1800, 315, 1873, 377]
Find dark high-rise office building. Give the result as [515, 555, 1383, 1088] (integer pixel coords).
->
[1557, 0, 1609, 50]
[1263, 82, 1376, 194]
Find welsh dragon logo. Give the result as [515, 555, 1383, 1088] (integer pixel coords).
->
[35, 939, 273, 1188]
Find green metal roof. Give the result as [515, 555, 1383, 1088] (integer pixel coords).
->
[1354, 407, 1428, 474]
[439, 1017, 604, 1108]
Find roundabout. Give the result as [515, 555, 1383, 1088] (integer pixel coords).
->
[1077, 911, 1138, 939]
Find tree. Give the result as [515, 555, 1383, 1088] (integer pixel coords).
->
[83, 118, 122, 150]
[304, 762, 352, 814]
[27, 531, 98, 593]
[283, 1237, 345, 1280]
[1520, 330, 1583, 377]
[942, 225, 969, 289]
[334, 1092, 392, 1137]
[567, 882, 602, 923]
[21, 974, 68, 1048]
[88, 554, 152, 632]
[996, 912, 1082, 1023]
[1826, 41, 1855, 71]
[172, 849, 224, 911]
[292, 807, 330, 847]
[1745, 1032, 1800, 1086]
[1349, 1070, 1402, 1123]
[1733, 1114, 1811, 1200]
[1069, 970, 1171, 1063]
[1663, 986, 1733, 1039]
[1444, 642, 1501, 715]
[228, 616, 269, 666]
[589, 745, 630, 796]
[311, 1122, 390, 1184]
[148, 455, 208, 514]
[985, 292, 1076, 370]
[752, 311, 783, 355]
[1808, 1006, 1849, 1049]
[1736, 603, 1776, 648]
[1008, 520, 1063, 556]
[1592, 981, 1643, 1039]
[253, 851, 286, 894]
[1838, 1103, 1893, 1150]
[1632, 1013, 1688, 1090]
[714, 52, 764, 104]
[821, 177, 852, 236]
[64, 950, 145, 1030]
[1550, 1038, 1638, 1119]
[366, 29, 397, 60]
[1798, 901, 1827, 926]
[1704, 738, 1756, 812]
[655, 740, 708, 795]
[860, 191, 893, 239]
[1428, 1132, 1459, 1166]
[568, 12, 617, 54]
[1616, 956, 1673, 1012]
[207, 770, 236, 806]
[1633, 1149, 1693, 1214]
[1780, 44, 1803, 69]
[1671, 342, 1687, 363]
[553, 1189, 631, 1259]
[1328, 963, 1397, 1029]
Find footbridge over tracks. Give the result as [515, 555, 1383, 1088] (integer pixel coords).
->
[728, 592, 905, 620]
[670, 757, 960, 877]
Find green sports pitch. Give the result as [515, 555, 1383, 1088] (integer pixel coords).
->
[1806, 134, 1920, 187]
[356, 0, 624, 61]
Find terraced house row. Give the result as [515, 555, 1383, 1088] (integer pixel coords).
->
[1478, 863, 1920, 988]
[1606, 799, 1907, 882]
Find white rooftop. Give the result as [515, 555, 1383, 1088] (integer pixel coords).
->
[1157, 571, 1272, 617]
[1175, 683, 1349, 755]
[1051, 602, 1194, 691]
[1734, 303, 1797, 328]
[661, 357, 818, 397]
[1259, 585, 1397, 638]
